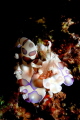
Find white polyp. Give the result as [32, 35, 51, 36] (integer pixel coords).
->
[14, 65, 22, 80]
[64, 76, 73, 86]
[50, 83, 62, 94]
[14, 53, 19, 59]
[22, 93, 28, 100]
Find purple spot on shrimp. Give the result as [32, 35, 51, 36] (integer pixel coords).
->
[64, 76, 74, 86]
[29, 43, 34, 47]
[27, 91, 42, 103]
[22, 48, 27, 54]
[22, 89, 28, 93]
[29, 51, 36, 56]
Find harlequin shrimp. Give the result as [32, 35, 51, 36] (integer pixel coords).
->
[14, 37, 74, 103]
